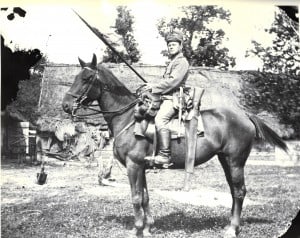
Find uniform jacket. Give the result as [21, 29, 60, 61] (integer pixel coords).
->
[151, 52, 189, 95]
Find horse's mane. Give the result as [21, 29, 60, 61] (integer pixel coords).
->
[96, 64, 135, 97]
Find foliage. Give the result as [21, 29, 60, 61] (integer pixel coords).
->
[1, 35, 44, 110]
[32, 54, 48, 75]
[1, 7, 47, 111]
[242, 9, 300, 138]
[246, 9, 300, 76]
[240, 71, 300, 138]
[3, 43, 48, 124]
[102, 6, 141, 64]
[6, 72, 42, 125]
[157, 6, 236, 70]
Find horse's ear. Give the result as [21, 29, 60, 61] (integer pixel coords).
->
[91, 54, 97, 68]
[78, 57, 86, 68]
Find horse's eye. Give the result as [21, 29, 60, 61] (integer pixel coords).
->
[83, 75, 91, 81]
[82, 71, 93, 81]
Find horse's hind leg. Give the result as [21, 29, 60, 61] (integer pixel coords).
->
[218, 154, 248, 238]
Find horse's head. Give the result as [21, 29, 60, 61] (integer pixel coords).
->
[62, 54, 101, 115]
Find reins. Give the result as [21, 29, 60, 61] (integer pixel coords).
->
[67, 67, 139, 119]
[72, 99, 139, 119]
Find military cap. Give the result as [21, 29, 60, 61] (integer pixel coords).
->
[165, 30, 184, 44]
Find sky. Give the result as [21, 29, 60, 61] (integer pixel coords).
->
[1, 0, 299, 70]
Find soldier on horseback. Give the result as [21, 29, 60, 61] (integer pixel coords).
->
[64, 14, 289, 237]
[144, 30, 189, 165]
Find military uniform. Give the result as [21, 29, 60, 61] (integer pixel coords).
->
[154, 52, 189, 130]
[145, 30, 189, 165]
[152, 52, 189, 96]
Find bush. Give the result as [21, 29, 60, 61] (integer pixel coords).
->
[6, 73, 42, 124]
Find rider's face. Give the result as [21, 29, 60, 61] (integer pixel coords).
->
[167, 41, 182, 56]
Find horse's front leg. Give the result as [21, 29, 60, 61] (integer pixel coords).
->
[142, 172, 154, 237]
[127, 158, 146, 237]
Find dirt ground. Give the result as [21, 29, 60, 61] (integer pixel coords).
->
[1, 155, 300, 238]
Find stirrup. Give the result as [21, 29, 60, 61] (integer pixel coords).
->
[154, 154, 171, 165]
[162, 162, 173, 168]
[145, 154, 173, 168]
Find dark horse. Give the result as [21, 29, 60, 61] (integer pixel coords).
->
[62, 55, 288, 238]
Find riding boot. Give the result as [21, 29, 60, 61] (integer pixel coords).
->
[153, 128, 171, 164]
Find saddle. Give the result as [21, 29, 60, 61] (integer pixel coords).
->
[134, 86, 205, 140]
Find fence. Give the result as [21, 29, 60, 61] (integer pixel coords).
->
[2, 121, 37, 163]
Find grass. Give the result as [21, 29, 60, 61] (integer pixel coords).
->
[1, 157, 299, 238]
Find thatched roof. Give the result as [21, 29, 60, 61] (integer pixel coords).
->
[36, 64, 245, 131]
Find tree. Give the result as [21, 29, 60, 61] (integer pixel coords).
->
[246, 8, 299, 76]
[240, 71, 300, 138]
[1, 38, 43, 111]
[1, 7, 46, 113]
[241, 8, 300, 138]
[157, 6, 236, 70]
[103, 6, 141, 64]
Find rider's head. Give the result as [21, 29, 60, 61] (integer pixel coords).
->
[165, 30, 184, 57]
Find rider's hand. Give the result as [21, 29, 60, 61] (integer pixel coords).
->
[144, 83, 153, 91]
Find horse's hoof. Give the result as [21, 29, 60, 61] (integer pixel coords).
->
[181, 182, 191, 192]
[143, 230, 152, 237]
[128, 228, 139, 238]
[223, 226, 237, 238]
[129, 225, 144, 237]
[182, 185, 191, 192]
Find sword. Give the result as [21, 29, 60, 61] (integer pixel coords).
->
[178, 87, 183, 137]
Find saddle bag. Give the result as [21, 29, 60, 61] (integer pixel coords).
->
[134, 89, 162, 120]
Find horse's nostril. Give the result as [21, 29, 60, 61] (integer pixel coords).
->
[62, 103, 70, 112]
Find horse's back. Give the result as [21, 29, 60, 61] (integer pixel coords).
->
[201, 107, 254, 135]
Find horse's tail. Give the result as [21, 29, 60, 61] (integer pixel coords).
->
[249, 115, 288, 152]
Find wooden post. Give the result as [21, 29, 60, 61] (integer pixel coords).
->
[19, 122, 29, 154]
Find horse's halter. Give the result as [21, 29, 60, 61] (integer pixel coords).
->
[66, 66, 138, 119]
[66, 66, 100, 117]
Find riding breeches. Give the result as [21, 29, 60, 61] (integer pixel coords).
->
[155, 99, 177, 131]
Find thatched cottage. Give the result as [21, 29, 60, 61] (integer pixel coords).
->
[4, 63, 297, 160]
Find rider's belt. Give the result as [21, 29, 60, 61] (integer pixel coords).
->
[161, 95, 173, 100]
[161, 86, 187, 100]
[161, 91, 177, 100]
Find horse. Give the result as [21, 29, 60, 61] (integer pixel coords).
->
[62, 54, 288, 238]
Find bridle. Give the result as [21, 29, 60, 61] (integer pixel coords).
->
[66, 66, 139, 119]
[66, 66, 100, 118]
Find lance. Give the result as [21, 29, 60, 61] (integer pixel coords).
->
[73, 9, 147, 83]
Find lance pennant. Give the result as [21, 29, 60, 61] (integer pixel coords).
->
[72, 9, 147, 83]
